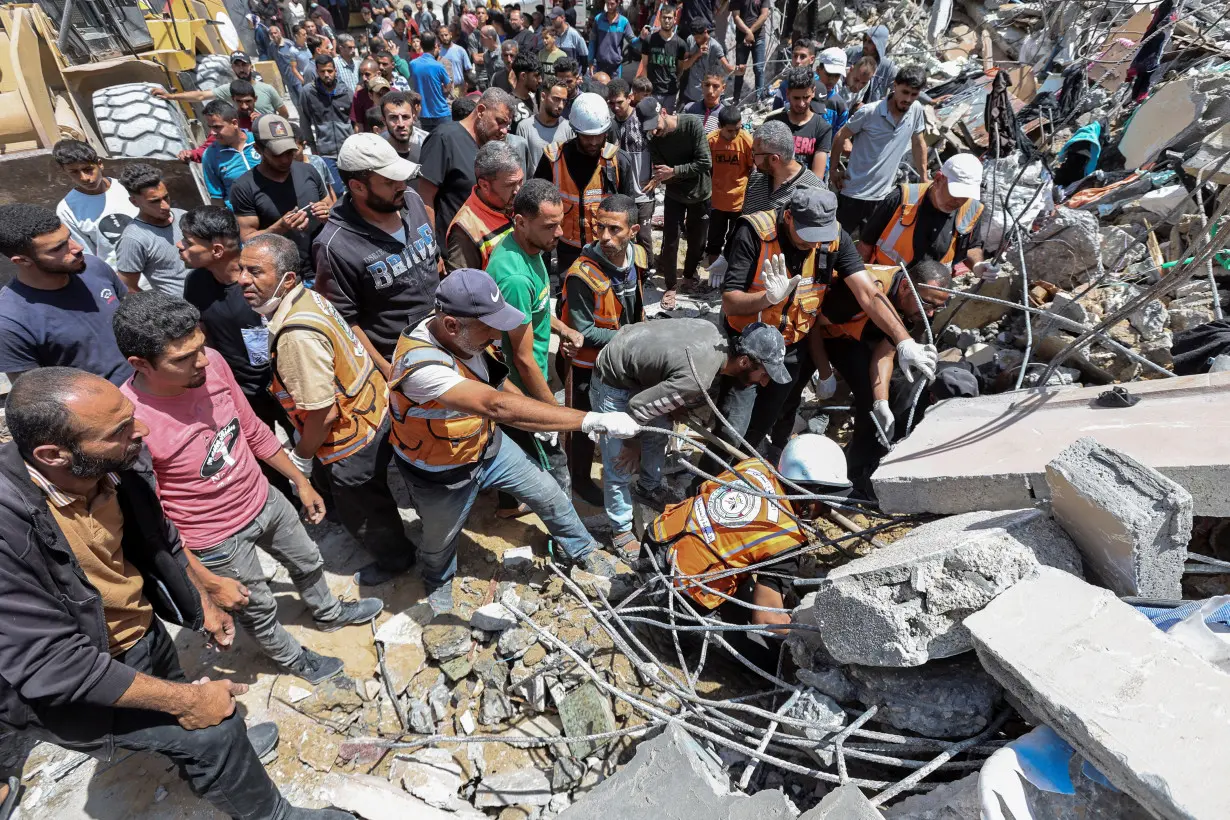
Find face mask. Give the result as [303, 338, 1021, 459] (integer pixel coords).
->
[252, 278, 290, 315]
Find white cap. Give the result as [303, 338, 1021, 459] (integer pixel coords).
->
[337, 132, 416, 181]
[818, 47, 847, 76]
[569, 91, 613, 136]
[940, 153, 983, 200]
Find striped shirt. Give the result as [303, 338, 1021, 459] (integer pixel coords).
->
[25, 464, 120, 506]
[739, 166, 825, 214]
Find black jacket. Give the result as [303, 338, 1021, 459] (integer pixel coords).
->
[298, 78, 354, 157]
[0, 442, 203, 742]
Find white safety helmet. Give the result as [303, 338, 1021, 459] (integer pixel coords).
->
[778, 434, 853, 493]
[569, 91, 612, 136]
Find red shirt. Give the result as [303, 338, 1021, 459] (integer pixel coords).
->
[121, 348, 283, 549]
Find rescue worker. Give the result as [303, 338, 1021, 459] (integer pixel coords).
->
[712, 187, 862, 471]
[856, 153, 987, 271]
[238, 233, 419, 588]
[814, 259, 950, 495]
[644, 434, 852, 628]
[534, 91, 638, 289]
[444, 140, 523, 272]
[386, 268, 642, 614]
[560, 193, 647, 506]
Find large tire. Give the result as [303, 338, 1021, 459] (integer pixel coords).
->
[195, 54, 235, 91]
[92, 83, 192, 160]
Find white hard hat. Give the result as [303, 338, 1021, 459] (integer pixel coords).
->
[569, 91, 612, 136]
[777, 434, 852, 492]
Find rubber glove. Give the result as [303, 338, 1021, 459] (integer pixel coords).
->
[581, 411, 641, 441]
[872, 399, 895, 445]
[896, 339, 938, 383]
[762, 253, 801, 305]
[812, 370, 838, 400]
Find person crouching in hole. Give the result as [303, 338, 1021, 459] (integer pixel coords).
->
[636, 434, 851, 668]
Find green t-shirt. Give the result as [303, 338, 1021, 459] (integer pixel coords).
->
[214, 80, 285, 115]
[487, 234, 550, 392]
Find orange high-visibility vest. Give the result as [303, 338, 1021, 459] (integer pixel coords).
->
[270, 286, 389, 465]
[724, 210, 836, 345]
[445, 188, 513, 271]
[871, 182, 984, 267]
[648, 458, 807, 610]
[544, 141, 621, 250]
[559, 245, 648, 368]
[816, 264, 899, 341]
[386, 332, 498, 472]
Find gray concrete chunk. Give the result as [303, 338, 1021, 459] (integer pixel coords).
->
[1046, 436, 1190, 598]
[966, 567, 1230, 820]
[792, 509, 1082, 667]
[800, 784, 882, 818]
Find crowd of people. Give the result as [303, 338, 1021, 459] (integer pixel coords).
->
[0, 0, 1003, 817]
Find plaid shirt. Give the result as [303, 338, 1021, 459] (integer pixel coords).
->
[333, 55, 363, 94]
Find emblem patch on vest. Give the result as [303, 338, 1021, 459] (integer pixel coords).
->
[707, 485, 762, 528]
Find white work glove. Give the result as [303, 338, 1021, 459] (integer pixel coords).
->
[761, 253, 800, 305]
[972, 260, 1001, 280]
[896, 339, 938, 384]
[811, 370, 838, 400]
[872, 399, 895, 446]
[581, 411, 641, 441]
[534, 430, 559, 448]
[287, 449, 314, 475]
[706, 254, 729, 285]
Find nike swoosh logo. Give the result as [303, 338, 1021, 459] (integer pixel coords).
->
[491, 291, 499, 302]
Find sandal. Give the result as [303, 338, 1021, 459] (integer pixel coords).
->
[660, 289, 678, 310]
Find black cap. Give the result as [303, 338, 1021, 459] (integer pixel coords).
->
[230, 50, 251, 64]
[435, 268, 526, 331]
[636, 96, 661, 132]
[788, 187, 840, 244]
[739, 323, 791, 384]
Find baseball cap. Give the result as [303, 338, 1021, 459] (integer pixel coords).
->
[635, 97, 661, 133]
[435, 268, 526, 332]
[932, 364, 980, 399]
[367, 75, 392, 94]
[818, 47, 847, 75]
[788, 187, 840, 244]
[230, 50, 251, 64]
[337, 132, 417, 180]
[740, 324, 791, 385]
[941, 153, 983, 200]
[255, 115, 297, 154]
[548, 6, 565, 18]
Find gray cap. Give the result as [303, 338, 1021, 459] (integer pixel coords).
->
[739, 323, 791, 384]
[435, 268, 526, 332]
[788, 186, 840, 244]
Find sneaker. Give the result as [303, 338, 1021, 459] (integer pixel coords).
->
[353, 561, 410, 587]
[574, 549, 616, 578]
[314, 598, 384, 632]
[284, 647, 344, 685]
[632, 481, 672, 512]
[427, 586, 454, 617]
[246, 721, 279, 764]
[611, 530, 639, 559]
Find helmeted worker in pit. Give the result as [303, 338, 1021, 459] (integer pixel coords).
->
[560, 193, 648, 506]
[386, 267, 642, 615]
[533, 91, 639, 288]
[855, 153, 989, 274]
[644, 434, 852, 628]
[813, 259, 951, 495]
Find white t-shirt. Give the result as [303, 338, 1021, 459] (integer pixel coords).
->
[396, 321, 489, 404]
[56, 179, 139, 270]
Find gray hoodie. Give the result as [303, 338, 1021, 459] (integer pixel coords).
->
[845, 25, 897, 104]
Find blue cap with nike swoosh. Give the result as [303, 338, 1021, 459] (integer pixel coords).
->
[434, 268, 526, 332]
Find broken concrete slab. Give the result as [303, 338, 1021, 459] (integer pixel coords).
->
[317, 773, 483, 820]
[846, 654, 1002, 738]
[470, 601, 517, 632]
[1183, 120, 1230, 184]
[966, 567, 1230, 820]
[792, 509, 1082, 667]
[1119, 76, 1206, 169]
[473, 767, 553, 808]
[1046, 437, 1191, 598]
[883, 772, 979, 819]
[799, 784, 881, 819]
[391, 747, 464, 810]
[556, 723, 797, 820]
[1024, 208, 1102, 290]
[873, 371, 1230, 516]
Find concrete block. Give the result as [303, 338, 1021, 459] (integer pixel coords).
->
[318, 773, 479, 820]
[799, 784, 882, 819]
[846, 654, 1002, 738]
[1183, 121, 1230, 184]
[883, 772, 979, 819]
[1046, 437, 1191, 598]
[873, 371, 1230, 516]
[473, 767, 552, 808]
[792, 509, 1082, 667]
[965, 568, 1230, 820]
[1119, 76, 1205, 169]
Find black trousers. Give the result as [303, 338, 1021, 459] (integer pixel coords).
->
[51, 619, 286, 820]
[824, 336, 884, 492]
[660, 197, 709, 290]
[706, 207, 741, 259]
[836, 193, 882, 242]
[636, 198, 656, 270]
[313, 416, 416, 572]
[246, 389, 298, 507]
[567, 366, 599, 493]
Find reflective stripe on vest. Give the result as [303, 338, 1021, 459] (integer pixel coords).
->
[545, 141, 621, 249]
[269, 287, 388, 465]
[872, 182, 985, 267]
[724, 211, 836, 345]
[446, 189, 513, 270]
[387, 334, 496, 472]
[559, 245, 648, 368]
[817, 264, 898, 341]
[648, 458, 808, 610]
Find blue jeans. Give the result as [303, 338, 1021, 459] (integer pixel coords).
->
[396, 431, 597, 589]
[591, 376, 670, 536]
[732, 37, 767, 103]
[319, 155, 344, 194]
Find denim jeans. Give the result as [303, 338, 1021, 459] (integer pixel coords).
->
[194, 488, 341, 666]
[591, 376, 670, 536]
[396, 431, 597, 589]
[52, 620, 288, 820]
[732, 37, 767, 103]
[318, 155, 344, 195]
